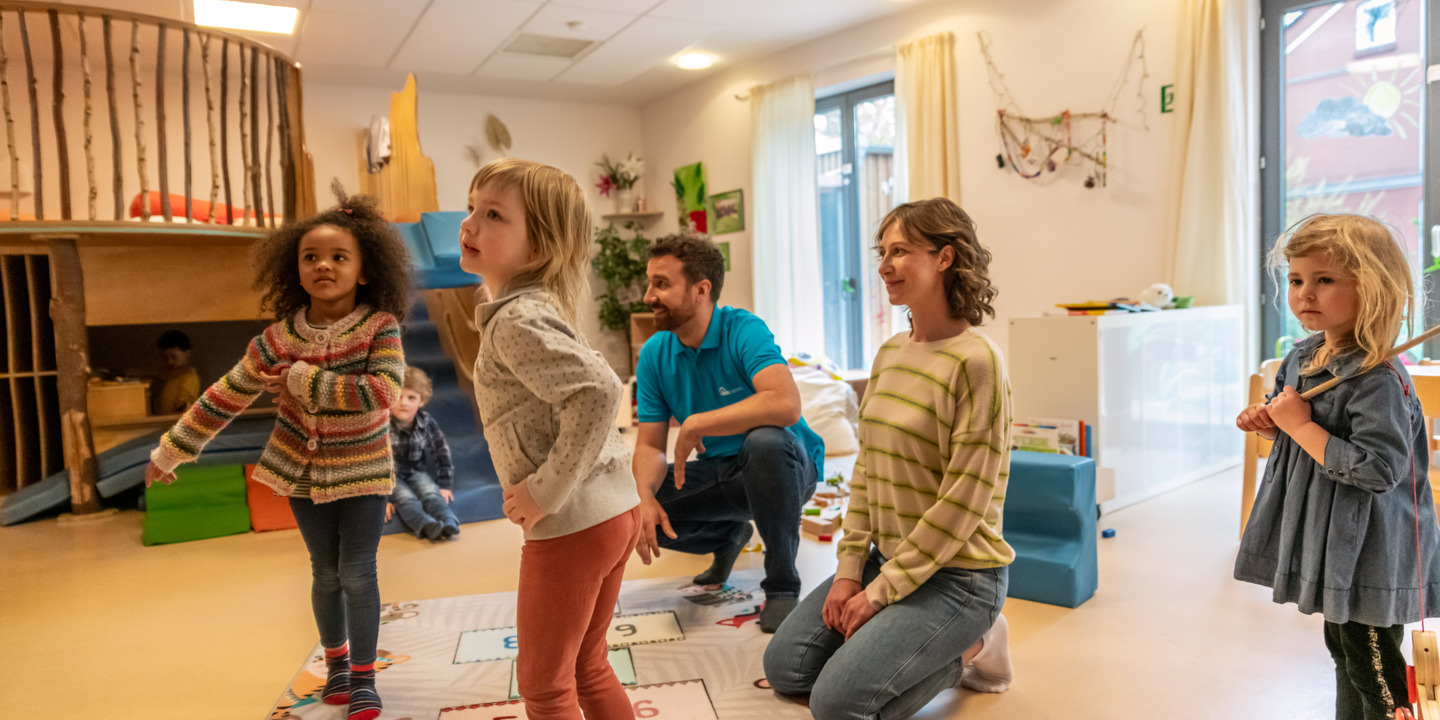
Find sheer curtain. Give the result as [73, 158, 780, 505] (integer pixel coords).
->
[751, 73, 825, 355]
[895, 31, 961, 204]
[1167, 0, 1260, 368]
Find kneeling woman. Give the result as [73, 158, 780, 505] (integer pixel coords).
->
[763, 197, 1014, 720]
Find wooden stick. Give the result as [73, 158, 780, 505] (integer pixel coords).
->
[201, 33, 218, 223]
[181, 28, 191, 222]
[155, 22, 170, 222]
[248, 45, 262, 228]
[219, 37, 231, 224]
[0, 12, 20, 221]
[48, 237, 100, 515]
[1301, 323, 1440, 399]
[47, 10, 71, 220]
[78, 13, 97, 220]
[237, 44, 249, 226]
[18, 10, 42, 220]
[129, 21, 147, 221]
[264, 52, 274, 228]
[103, 15, 122, 219]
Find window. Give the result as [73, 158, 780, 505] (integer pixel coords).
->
[1259, 0, 1436, 359]
[815, 80, 899, 371]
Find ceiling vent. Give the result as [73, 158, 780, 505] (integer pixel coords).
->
[501, 33, 594, 59]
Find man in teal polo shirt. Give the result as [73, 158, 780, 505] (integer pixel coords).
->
[632, 232, 823, 633]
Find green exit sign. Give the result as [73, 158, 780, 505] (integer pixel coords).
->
[1161, 84, 1176, 114]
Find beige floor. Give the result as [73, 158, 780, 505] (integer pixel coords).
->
[1, 463, 1358, 720]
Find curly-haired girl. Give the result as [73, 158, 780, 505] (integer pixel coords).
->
[765, 197, 1015, 720]
[145, 188, 410, 720]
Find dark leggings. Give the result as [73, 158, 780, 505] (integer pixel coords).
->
[289, 494, 388, 664]
[1324, 620, 1411, 720]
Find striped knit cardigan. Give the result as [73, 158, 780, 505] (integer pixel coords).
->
[150, 305, 405, 503]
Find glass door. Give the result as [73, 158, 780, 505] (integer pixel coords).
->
[1260, 0, 1436, 358]
[816, 81, 897, 370]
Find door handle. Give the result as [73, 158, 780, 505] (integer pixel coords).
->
[841, 278, 857, 293]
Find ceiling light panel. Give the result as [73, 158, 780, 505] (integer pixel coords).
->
[193, 0, 299, 34]
[390, 0, 537, 74]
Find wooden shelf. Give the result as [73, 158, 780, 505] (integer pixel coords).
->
[601, 212, 664, 225]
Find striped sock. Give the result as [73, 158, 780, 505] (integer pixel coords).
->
[348, 663, 381, 720]
[321, 644, 350, 705]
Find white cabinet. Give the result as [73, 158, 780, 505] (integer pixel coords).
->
[1008, 306, 1245, 513]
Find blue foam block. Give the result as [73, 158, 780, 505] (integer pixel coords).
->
[1003, 451, 1098, 608]
[420, 212, 466, 260]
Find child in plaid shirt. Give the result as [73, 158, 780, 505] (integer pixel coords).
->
[386, 367, 461, 540]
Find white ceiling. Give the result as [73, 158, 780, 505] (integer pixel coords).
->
[71, 0, 926, 105]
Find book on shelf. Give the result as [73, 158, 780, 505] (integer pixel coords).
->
[1012, 418, 1088, 456]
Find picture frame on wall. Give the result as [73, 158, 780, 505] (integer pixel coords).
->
[708, 189, 744, 235]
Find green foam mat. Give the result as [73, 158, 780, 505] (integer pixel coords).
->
[142, 464, 251, 546]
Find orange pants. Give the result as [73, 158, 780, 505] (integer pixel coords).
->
[516, 507, 641, 720]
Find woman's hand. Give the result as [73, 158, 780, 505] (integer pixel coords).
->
[502, 478, 548, 532]
[144, 462, 176, 488]
[839, 591, 880, 639]
[822, 578, 862, 632]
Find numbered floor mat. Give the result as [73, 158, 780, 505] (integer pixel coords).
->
[268, 570, 809, 720]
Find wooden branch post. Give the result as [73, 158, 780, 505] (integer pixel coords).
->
[47, 10, 71, 220]
[79, 14, 97, 220]
[0, 12, 19, 220]
[48, 237, 100, 515]
[19, 10, 42, 220]
[248, 46, 262, 227]
[155, 23, 170, 222]
[220, 38, 232, 223]
[103, 16, 122, 219]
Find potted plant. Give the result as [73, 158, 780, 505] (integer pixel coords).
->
[592, 221, 653, 374]
[596, 153, 643, 213]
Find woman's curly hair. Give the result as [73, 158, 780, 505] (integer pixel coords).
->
[253, 180, 412, 323]
[875, 198, 997, 326]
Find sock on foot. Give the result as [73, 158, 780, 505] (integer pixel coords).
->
[321, 644, 350, 705]
[961, 614, 1013, 693]
[441, 522, 460, 540]
[420, 520, 444, 540]
[348, 663, 382, 720]
[693, 544, 743, 586]
[759, 596, 798, 634]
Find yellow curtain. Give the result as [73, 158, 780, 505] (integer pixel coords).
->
[1167, 0, 1260, 368]
[896, 32, 960, 204]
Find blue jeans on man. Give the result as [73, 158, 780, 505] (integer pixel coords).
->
[391, 471, 459, 539]
[654, 426, 817, 599]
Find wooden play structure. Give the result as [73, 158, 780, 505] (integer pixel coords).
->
[0, 1, 314, 515]
[359, 73, 483, 418]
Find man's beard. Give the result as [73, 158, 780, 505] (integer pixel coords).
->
[651, 300, 693, 331]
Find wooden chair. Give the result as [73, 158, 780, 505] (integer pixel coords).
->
[1240, 359, 1282, 539]
[1410, 373, 1440, 510]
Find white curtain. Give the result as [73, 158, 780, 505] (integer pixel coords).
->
[751, 74, 825, 356]
[1167, 0, 1260, 369]
[895, 32, 961, 204]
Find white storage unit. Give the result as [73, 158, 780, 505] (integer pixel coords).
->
[1008, 305, 1245, 513]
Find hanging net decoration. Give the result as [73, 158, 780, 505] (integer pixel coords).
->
[979, 29, 1150, 188]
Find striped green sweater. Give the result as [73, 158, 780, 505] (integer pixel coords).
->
[150, 305, 405, 503]
[837, 328, 1015, 609]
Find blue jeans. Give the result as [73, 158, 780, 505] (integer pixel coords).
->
[391, 471, 458, 535]
[763, 547, 1008, 720]
[289, 494, 388, 665]
[654, 426, 817, 598]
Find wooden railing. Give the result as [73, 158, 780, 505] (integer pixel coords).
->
[0, 1, 314, 225]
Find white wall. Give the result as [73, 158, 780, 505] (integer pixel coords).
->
[640, 0, 1181, 361]
[302, 83, 645, 373]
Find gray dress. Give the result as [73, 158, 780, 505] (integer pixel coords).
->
[1235, 333, 1440, 627]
